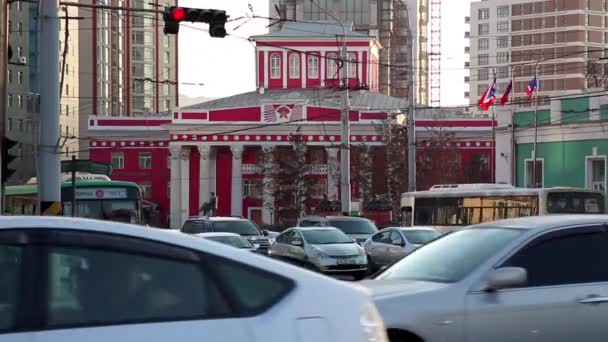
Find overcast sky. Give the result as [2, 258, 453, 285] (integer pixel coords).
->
[178, 0, 471, 106]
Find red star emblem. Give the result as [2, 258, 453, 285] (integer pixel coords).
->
[276, 106, 291, 119]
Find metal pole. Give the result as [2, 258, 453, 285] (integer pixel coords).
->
[491, 69, 496, 184]
[510, 66, 517, 186]
[340, 42, 351, 214]
[39, 0, 62, 215]
[0, 0, 8, 214]
[71, 155, 76, 217]
[532, 63, 539, 188]
[406, 23, 416, 192]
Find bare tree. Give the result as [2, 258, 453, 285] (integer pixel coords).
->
[416, 127, 464, 190]
[586, 61, 608, 89]
[375, 118, 408, 219]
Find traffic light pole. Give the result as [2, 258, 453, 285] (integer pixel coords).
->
[0, 0, 8, 214]
[38, 0, 62, 215]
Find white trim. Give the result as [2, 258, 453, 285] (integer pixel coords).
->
[320, 53, 326, 87]
[282, 50, 288, 89]
[585, 155, 607, 192]
[515, 122, 608, 144]
[301, 53, 307, 88]
[257, 46, 369, 53]
[357, 51, 363, 82]
[524, 157, 545, 188]
[270, 52, 281, 80]
[263, 50, 269, 87]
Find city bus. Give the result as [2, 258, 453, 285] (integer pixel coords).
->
[400, 184, 607, 232]
[5, 176, 143, 224]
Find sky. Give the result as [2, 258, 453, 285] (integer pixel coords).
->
[178, 0, 471, 106]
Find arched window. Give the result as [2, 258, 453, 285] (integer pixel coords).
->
[289, 53, 300, 78]
[308, 55, 319, 78]
[327, 52, 338, 78]
[347, 52, 357, 78]
[270, 54, 281, 79]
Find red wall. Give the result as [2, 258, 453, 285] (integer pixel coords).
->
[258, 51, 264, 87]
[215, 147, 232, 216]
[189, 150, 200, 216]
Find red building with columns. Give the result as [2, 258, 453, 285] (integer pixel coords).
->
[86, 22, 495, 228]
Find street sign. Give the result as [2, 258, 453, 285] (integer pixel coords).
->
[61, 159, 112, 175]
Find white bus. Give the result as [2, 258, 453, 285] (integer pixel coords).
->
[400, 184, 607, 232]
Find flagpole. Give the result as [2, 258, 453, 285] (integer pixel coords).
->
[492, 69, 496, 183]
[510, 66, 516, 186]
[532, 62, 540, 188]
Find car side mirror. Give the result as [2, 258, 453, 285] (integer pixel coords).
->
[262, 229, 269, 236]
[485, 267, 527, 291]
[394, 241, 405, 247]
[292, 240, 303, 246]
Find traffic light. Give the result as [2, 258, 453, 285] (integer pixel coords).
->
[1, 138, 18, 184]
[163, 6, 228, 38]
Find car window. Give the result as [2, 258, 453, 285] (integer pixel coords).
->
[290, 231, 303, 245]
[502, 227, 608, 287]
[328, 219, 378, 234]
[276, 230, 292, 244]
[181, 220, 210, 234]
[390, 230, 404, 245]
[0, 245, 22, 331]
[301, 229, 353, 244]
[208, 254, 295, 316]
[206, 236, 252, 249]
[46, 246, 231, 327]
[402, 230, 442, 245]
[212, 221, 261, 236]
[372, 230, 392, 244]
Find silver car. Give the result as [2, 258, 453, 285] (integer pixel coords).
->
[363, 227, 441, 271]
[195, 232, 256, 251]
[361, 215, 608, 342]
[270, 227, 368, 280]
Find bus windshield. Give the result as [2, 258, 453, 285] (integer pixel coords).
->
[63, 200, 140, 223]
[547, 192, 605, 214]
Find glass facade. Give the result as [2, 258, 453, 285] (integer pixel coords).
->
[302, 0, 370, 27]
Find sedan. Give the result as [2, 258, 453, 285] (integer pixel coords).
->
[196, 232, 256, 251]
[360, 215, 608, 342]
[0, 216, 387, 342]
[364, 227, 441, 271]
[270, 227, 368, 280]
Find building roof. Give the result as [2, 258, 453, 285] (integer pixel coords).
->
[180, 88, 408, 112]
[253, 21, 370, 39]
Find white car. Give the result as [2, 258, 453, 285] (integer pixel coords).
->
[195, 232, 256, 251]
[0, 216, 387, 342]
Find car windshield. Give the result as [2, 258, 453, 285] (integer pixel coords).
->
[212, 221, 261, 236]
[377, 228, 524, 283]
[206, 235, 252, 249]
[402, 230, 442, 245]
[329, 220, 378, 234]
[302, 229, 353, 244]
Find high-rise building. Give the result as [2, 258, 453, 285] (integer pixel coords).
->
[5, 1, 80, 184]
[468, 0, 608, 107]
[77, 0, 179, 155]
[269, 0, 429, 105]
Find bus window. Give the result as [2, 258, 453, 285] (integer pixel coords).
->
[414, 207, 433, 225]
[547, 192, 605, 214]
[401, 207, 413, 226]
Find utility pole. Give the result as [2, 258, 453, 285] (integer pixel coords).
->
[0, 0, 8, 213]
[405, 7, 416, 193]
[339, 39, 351, 214]
[39, 0, 62, 215]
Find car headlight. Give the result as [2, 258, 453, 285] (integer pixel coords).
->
[360, 302, 389, 342]
[311, 246, 328, 258]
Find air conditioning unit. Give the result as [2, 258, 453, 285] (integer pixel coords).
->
[19, 56, 26, 64]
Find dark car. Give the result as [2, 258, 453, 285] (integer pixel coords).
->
[180, 216, 272, 254]
[297, 216, 379, 245]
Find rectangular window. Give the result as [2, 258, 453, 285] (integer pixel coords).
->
[289, 54, 300, 78]
[478, 8, 490, 20]
[478, 84, 487, 95]
[0, 244, 21, 330]
[478, 23, 489, 36]
[111, 152, 124, 169]
[347, 52, 357, 78]
[140, 183, 152, 199]
[497, 36, 509, 48]
[270, 54, 281, 79]
[498, 66, 509, 78]
[478, 68, 489, 81]
[588, 158, 606, 191]
[164, 51, 170, 64]
[7, 70, 11, 83]
[18, 119, 23, 132]
[497, 21, 509, 33]
[478, 54, 489, 65]
[243, 179, 263, 199]
[7, 118, 12, 131]
[526, 159, 544, 188]
[308, 55, 319, 78]
[478, 38, 489, 50]
[497, 51, 510, 64]
[7, 94, 12, 108]
[139, 152, 152, 169]
[497, 5, 510, 17]
[327, 53, 338, 78]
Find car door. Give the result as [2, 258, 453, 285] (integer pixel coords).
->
[270, 230, 293, 260]
[0, 230, 34, 342]
[31, 229, 254, 342]
[465, 225, 608, 342]
[386, 230, 407, 264]
[287, 231, 307, 263]
[369, 230, 393, 266]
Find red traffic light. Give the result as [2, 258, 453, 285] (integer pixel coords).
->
[171, 7, 186, 21]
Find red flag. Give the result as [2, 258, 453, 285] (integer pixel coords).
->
[478, 78, 497, 111]
[500, 80, 512, 106]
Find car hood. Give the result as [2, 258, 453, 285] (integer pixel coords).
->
[311, 243, 362, 256]
[357, 279, 449, 299]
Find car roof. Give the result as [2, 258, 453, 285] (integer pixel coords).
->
[195, 232, 243, 238]
[186, 216, 248, 222]
[471, 215, 608, 231]
[294, 226, 340, 231]
[393, 226, 438, 232]
[300, 216, 371, 221]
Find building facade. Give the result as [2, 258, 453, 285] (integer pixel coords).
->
[468, 0, 608, 107]
[86, 22, 494, 229]
[270, 0, 429, 104]
[77, 0, 179, 156]
[495, 90, 608, 192]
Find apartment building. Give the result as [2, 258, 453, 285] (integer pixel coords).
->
[269, 0, 429, 104]
[468, 0, 608, 106]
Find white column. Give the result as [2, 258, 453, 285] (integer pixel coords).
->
[169, 145, 182, 229]
[283, 50, 288, 89]
[198, 144, 211, 211]
[302, 53, 307, 88]
[262, 146, 275, 224]
[263, 50, 269, 88]
[320, 52, 326, 87]
[180, 147, 191, 226]
[230, 145, 244, 217]
[326, 147, 339, 201]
